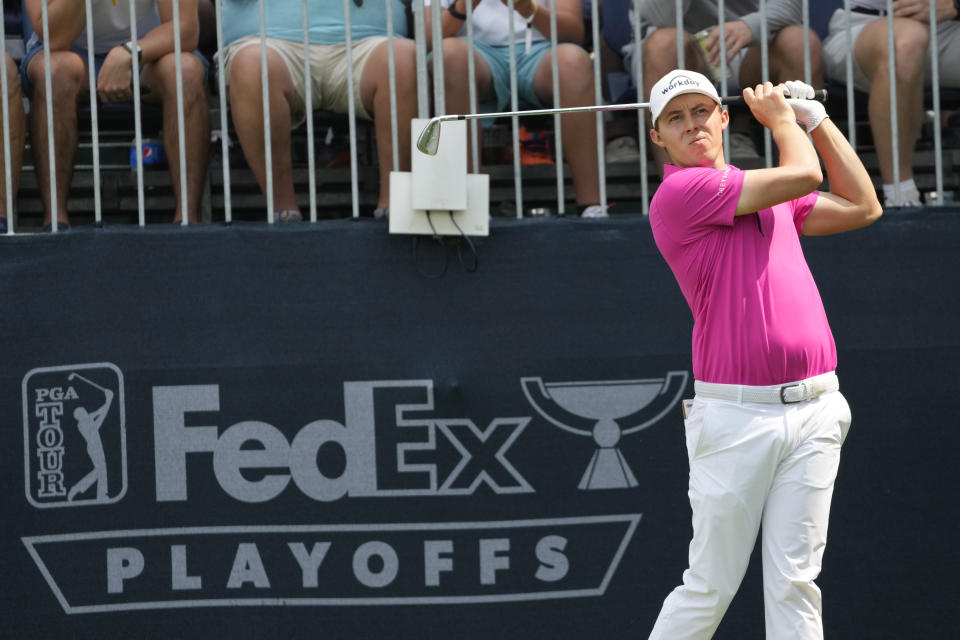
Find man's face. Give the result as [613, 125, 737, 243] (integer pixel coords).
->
[650, 93, 728, 169]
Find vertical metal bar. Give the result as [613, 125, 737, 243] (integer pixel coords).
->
[549, 0, 564, 214]
[413, 0, 429, 118]
[385, 0, 400, 173]
[885, 0, 899, 203]
[84, 0, 102, 226]
[760, 0, 771, 167]
[632, 0, 648, 215]
[343, 0, 360, 219]
[0, 7, 13, 232]
[302, 0, 317, 222]
[927, 0, 943, 205]
[172, 0, 189, 225]
[258, 0, 274, 221]
[214, 0, 232, 223]
[40, 0, 59, 231]
[466, 0, 480, 173]
[718, 0, 729, 161]
[590, 0, 607, 212]
[507, 0, 522, 219]
[431, 0, 446, 114]
[843, 0, 855, 147]
[674, 0, 684, 68]
[802, 0, 811, 85]
[128, 0, 146, 227]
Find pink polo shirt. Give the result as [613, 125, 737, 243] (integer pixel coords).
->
[649, 164, 836, 386]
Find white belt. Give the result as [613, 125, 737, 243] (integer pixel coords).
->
[694, 372, 839, 405]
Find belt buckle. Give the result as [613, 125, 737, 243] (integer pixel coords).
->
[779, 383, 804, 404]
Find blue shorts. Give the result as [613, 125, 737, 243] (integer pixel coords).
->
[19, 33, 210, 98]
[468, 39, 554, 113]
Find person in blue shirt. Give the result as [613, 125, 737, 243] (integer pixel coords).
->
[221, 0, 416, 220]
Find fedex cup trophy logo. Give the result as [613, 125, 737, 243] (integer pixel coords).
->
[522, 372, 688, 489]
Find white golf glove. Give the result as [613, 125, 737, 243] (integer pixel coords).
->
[784, 80, 827, 133]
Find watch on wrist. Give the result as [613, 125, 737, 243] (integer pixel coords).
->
[122, 40, 142, 59]
[447, 2, 467, 20]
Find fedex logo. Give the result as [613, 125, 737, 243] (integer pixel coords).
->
[153, 381, 533, 503]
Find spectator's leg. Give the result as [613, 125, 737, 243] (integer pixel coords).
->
[1, 54, 25, 220]
[227, 45, 299, 214]
[641, 28, 705, 171]
[532, 43, 600, 208]
[854, 18, 928, 198]
[434, 37, 495, 174]
[739, 25, 824, 88]
[26, 51, 85, 226]
[359, 38, 418, 210]
[143, 53, 211, 223]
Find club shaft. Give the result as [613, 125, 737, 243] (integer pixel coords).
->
[433, 90, 827, 124]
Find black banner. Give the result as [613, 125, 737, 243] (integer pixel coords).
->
[2, 212, 958, 638]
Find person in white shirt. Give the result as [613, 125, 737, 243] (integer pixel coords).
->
[823, 0, 960, 207]
[22, 0, 210, 227]
[424, 0, 604, 218]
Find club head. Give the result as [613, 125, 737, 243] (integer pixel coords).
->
[416, 118, 442, 156]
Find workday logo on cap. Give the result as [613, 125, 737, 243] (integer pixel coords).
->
[22, 363, 127, 508]
[649, 69, 721, 123]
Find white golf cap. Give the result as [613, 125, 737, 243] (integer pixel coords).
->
[649, 70, 721, 124]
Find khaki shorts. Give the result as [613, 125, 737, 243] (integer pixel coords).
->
[220, 35, 388, 126]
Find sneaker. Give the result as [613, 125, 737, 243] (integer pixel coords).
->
[728, 132, 760, 159]
[0, 217, 6, 234]
[274, 209, 303, 223]
[580, 204, 609, 218]
[42, 222, 70, 232]
[884, 196, 923, 208]
[373, 207, 389, 220]
[605, 136, 641, 163]
[518, 126, 553, 165]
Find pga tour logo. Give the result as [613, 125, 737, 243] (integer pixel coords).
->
[22, 364, 127, 508]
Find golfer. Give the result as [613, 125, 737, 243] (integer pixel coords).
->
[645, 69, 881, 639]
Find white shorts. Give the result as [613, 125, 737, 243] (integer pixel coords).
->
[823, 8, 960, 92]
[220, 35, 389, 126]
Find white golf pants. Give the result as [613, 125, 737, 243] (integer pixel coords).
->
[649, 377, 852, 640]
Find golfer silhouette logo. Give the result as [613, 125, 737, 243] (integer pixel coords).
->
[22, 363, 127, 508]
[66, 373, 114, 502]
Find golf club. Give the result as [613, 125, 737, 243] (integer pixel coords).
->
[416, 90, 828, 155]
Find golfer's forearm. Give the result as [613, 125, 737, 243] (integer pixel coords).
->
[811, 118, 877, 208]
[772, 121, 822, 184]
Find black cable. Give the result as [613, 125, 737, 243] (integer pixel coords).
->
[449, 211, 479, 272]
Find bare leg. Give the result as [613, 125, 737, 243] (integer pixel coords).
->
[359, 39, 418, 210]
[143, 53, 211, 223]
[436, 37, 495, 174]
[532, 43, 600, 208]
[854, 18, 928, 186]
[228, 45, 299, 214]
[27, 51, 86, 225]
[1, 54, 25, 220]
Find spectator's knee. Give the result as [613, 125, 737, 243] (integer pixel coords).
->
[440, 38, 469, 78]
[30, 52, 85, 101]
[893, 26, 930, 77]
[228, 46, 265, 93]
[642, 28, 681, 68]
[555, 44, 593, 95]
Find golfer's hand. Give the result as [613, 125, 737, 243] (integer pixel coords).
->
[703, 20, 752, 66]
[784, 80, 828, 133]
[97, 46, 134, 103]
[743, 82, 796, 132]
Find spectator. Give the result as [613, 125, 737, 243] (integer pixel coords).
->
[1, 52, 25, 234]
[633, 0, 824, 168]
[220, 0, 416, 221]
[424, 0, 605, 218]
[22, 0, 210, 228]
[823, 0, 960, 207]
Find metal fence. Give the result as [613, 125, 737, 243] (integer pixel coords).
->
[0, 0, 954, 234]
